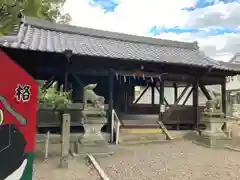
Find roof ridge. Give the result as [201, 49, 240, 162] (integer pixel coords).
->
[229, 53, 240, 63]
[197, 51, 222, 67]
[21, 16, 198, 50]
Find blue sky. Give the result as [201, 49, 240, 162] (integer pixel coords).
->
[183, 0, 239, 11]
[64, 0, 240, 61]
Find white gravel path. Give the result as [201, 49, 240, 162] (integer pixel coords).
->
[33, 144, 100, 180]
[97, 140, 240, 180]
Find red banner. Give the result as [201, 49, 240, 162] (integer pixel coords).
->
[0, 50, 37, 180]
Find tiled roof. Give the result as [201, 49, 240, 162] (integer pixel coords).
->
[0, 17, 240, 72]
[228, 53, 240, 63]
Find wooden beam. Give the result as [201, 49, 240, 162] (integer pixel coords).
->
[163, 97, 169, 106]
[151, 85, 155, 105]
[108, 70, 114, 137]
[173, 83, 178, 103]
[155, 86, 169, 106]
[64, 68, 69, 92]
[134, 85, 150, 104]
[159, 79, 165, 121]
[199, 83, 212, 100]
[182, 87, 193, 105]
[157, 121, 173, 140]
[174, 84, 191, 105]
[42, 76, 56, 90]
[221, 80, 226, 115]
[192, 79, 199, 129]
[70, 74, 85, 88]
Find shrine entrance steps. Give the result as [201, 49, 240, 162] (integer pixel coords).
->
[119, 127, 166, 145]
[118, 119, 195, 144]
[118, 119, 166, 144]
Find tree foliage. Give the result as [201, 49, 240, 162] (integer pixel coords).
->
[0, 0, 71, 36]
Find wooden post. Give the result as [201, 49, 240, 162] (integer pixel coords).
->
[64, 50, 72, 92]
[192, 79, 199, 129]
[44, 131, 50, 159]
[108, 71, 114, 141]
[173, 83, 178, 103]
[221, 80, 226, 115]
[71, 76, 84, 102]
[64, 69, 68, 91]
[59, 113, 70, 168]
[151, 85, 155, 105]
[159, 79, 165, 121]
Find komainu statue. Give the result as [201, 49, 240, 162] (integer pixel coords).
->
[211, 90, 221, 110]
[203, 90, 221, 112]
[204, 100, 215, 113]
[74, 84, 110, 156]
[83, 83, 105, 111]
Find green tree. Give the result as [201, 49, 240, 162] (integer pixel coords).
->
[0, 0, 71, 36]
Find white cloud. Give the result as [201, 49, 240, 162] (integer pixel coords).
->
[63, 0, 240, 62]
[185, 2, 240, 28]
[63, 0, 195, 35]
[154, 32, 235, 61]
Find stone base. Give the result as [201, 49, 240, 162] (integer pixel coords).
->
[71, 121, 113, 156]
[194, 134, 230, 148]
[73, 142, 113, 156]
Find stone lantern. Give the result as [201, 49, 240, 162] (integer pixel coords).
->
[197, 100, 229, 148]
[73, 84, 112, 155]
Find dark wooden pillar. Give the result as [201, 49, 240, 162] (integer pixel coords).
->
[70, 74, 85, 102]
[192, 78, 199, 129]
[221, 80, 226, 115]
[63, 49, 72, 92]
[128, 85, 135, 104]
[108, 70, 114, 135]
[151, 85, 155, 105]
[64, 70, 69, 91]
[173, 83, 178, 103]
[56, 79, 61, 91]
[159, 79, 164, 121]
[71, 81, 83, 103]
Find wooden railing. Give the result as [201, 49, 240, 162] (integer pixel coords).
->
[111, 109, 122, 144]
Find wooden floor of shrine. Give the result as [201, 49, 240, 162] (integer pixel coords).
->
[120, 113, 195, 130]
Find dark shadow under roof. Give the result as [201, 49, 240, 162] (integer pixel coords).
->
[0, 16, 240, 73]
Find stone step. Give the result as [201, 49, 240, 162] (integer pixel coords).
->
[120, 128, 163, 135]
[119, 127, 165, 145]
[119, 130, 197, 145]
[119, 133, 167, 145]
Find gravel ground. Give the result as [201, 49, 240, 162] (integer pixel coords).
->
[97, 140, 240, 180]
[33, 144, 100, 180]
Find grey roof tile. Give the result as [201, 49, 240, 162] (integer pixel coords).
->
[0, 16, 240, 72]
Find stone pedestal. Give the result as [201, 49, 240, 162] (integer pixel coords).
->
[73, 108, 112, 156]
[196, 111, 229, 148]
